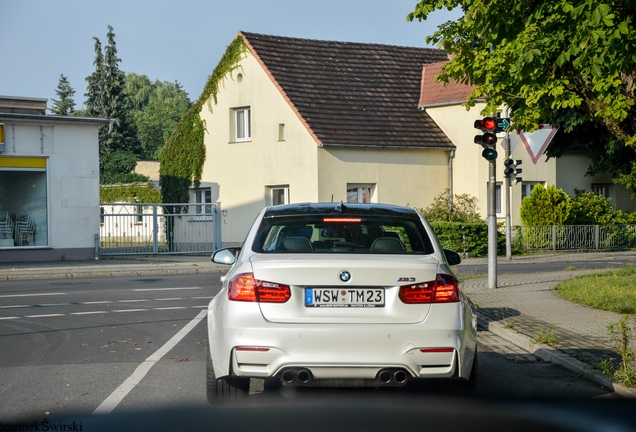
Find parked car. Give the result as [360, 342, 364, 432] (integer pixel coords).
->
[207, 202, 477, 403]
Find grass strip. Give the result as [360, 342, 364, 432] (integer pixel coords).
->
[554, 265, 636, 314]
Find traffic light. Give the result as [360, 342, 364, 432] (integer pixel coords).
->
[474, 117, 498, 161]
[503, 158, 522, 183]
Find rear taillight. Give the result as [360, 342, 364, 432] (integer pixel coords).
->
[228, 273, 257, 302]
[256, 281, 292, 303]
[228, 273, 291, 303]
[398, 274, 460, 304]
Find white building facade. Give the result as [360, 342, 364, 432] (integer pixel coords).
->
[0, 96, 111, 262]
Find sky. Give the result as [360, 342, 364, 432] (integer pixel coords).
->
[0, 0, 461, 108]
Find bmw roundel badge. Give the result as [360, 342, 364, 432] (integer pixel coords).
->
[339, 271, 351, 282]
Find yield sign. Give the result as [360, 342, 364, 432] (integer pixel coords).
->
[510, 125, 559, 164]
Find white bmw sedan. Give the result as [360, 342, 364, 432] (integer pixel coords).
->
[207, 203, 477, 403]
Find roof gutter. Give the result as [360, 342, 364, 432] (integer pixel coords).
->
[0, 112, 113, 124]
[320, 143, 455, 151]
[418, 98, 486, 110]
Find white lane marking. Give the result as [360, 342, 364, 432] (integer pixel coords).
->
[0, 316, 19, 320]
[38, 303, 73, 307]
[0, 305, 31, 309]
[81, 301, 113, 304]
[152, 307, 188, 311]
[25, 314, 65, 318]
[110, 309, 148, 313]
[0, 293, 67, 298]
[190, 296, 214, 299]
[133, 287, 202, 292]
[70, 311, 109, 315]
[154, 298, 183, 301]
[190, 305, 208, 309]
[92, 309, 207, 415]
[117, 299, 150, 303]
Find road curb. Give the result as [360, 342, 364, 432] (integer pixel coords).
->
[477, 314, 636, 399]
[0, 267, 227, 281]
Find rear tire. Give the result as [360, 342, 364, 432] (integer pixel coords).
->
[435, 349, 477, 395]
[206, 345, 249, 404]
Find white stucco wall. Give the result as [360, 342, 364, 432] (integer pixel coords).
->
[316, 147, 449, 208]
[0, 119, 101, 260]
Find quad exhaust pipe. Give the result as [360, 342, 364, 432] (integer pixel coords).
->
[280, 368, 312, 385]
[378, 368, 409, 386]
[278, 367, 409, 387]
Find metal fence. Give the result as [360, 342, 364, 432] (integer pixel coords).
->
[100, 203, 222, 256]
[516, 224, 636, 251]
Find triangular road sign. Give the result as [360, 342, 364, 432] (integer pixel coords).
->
[510, 125, 559, 164]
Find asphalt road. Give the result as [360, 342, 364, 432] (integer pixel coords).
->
[0, 274, 617, 424]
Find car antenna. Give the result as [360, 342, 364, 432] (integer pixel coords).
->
[335, 201, 347, 212]
[331, 194, 334, 203]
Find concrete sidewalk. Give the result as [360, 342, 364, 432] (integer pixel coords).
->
[0, 252, 635, 397]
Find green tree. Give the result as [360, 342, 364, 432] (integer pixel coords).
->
[418, 189, 482, 222]
[520, 184, 572, 226]
[84, 26, 141, 183]
[408, 1, 636, 187]
[51, 74, 76, 115]
[85, 37, 104, 117]
[126, 73, 191, 160]
[100, 151, 149, 184]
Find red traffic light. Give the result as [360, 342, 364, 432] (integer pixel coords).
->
[474, 117, 498, 132]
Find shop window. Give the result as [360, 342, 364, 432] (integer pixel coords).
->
[0, 157, 48, 247]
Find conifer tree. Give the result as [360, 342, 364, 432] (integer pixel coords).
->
[85, 26, 141, 183]
[51, 74, 76, 115]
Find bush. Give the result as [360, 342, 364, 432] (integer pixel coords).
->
[567, 190, 616, 225]
[430, 222, 507, 257]
[417, 189, 482, 223]
[520, 184, 572, 226]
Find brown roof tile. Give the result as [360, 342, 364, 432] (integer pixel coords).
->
[418, 61, 477, 108]
[240, 32, 454, 150]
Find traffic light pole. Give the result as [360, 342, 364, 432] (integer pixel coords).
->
[504, 134, 512, 261]
[488, 159, 497, 289]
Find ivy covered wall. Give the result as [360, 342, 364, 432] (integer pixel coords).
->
[159, 36, 249, 204]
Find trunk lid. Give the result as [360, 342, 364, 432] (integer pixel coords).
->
[250, 254, 441, 324]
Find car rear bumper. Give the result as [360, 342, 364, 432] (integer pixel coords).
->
[208, 301, 477, 381]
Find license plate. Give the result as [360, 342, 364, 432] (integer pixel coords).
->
[305, 288, 385, 308]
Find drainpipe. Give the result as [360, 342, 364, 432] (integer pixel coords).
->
[448, 149, 455, 210]
[98, 118, 116, 143]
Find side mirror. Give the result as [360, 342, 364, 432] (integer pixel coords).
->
[444, 249, 461, 266]
[211, 247, 241, 265]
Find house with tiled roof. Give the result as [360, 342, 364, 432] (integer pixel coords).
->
[198, 32, 458, 244]
[196, 32, 636, 244]
[419, 60, 636, 226]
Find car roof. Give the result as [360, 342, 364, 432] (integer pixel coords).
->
[262, 203, 421, 219]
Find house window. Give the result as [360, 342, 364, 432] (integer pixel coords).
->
[233, 107, 251, 142]
[0, 157, 48, 247]
[495, 183, 502, 216]
[592, 184, 612, 198]
[347, 184, 375, 203]
[278, 123, 285, 141]
[268, 186, 289, 206]
[521, 182, 543, 199]
[194, 189, 213, 214]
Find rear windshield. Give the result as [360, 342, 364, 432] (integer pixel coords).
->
[252, 215, 434, 254]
